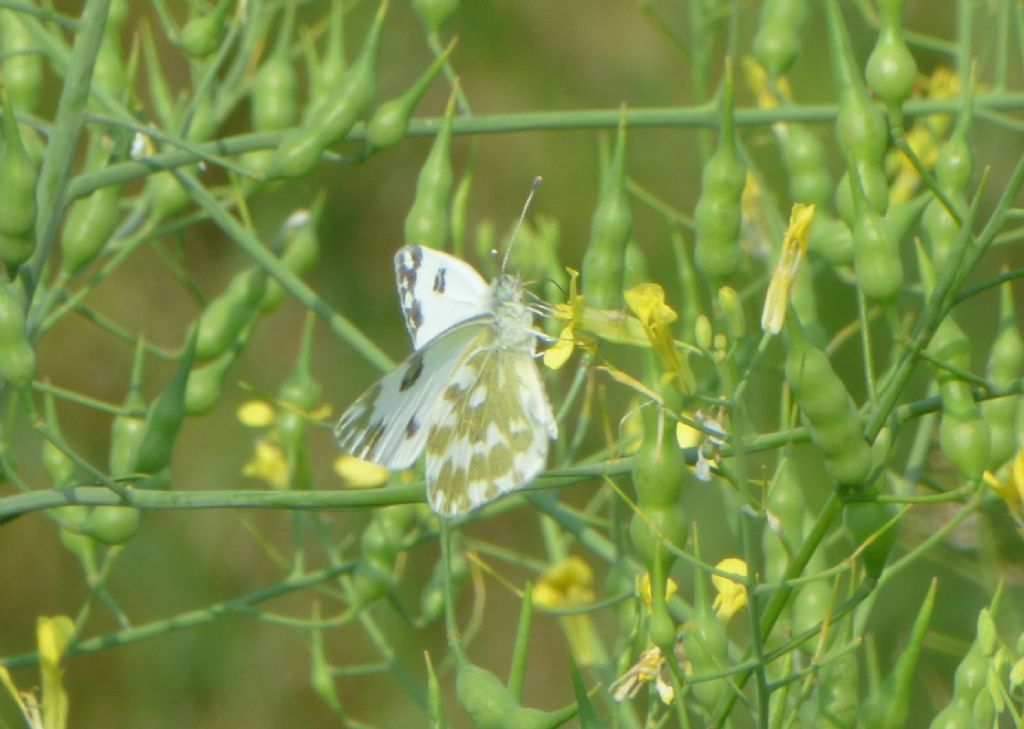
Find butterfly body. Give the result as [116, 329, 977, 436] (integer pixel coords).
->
[335, 244, 556, 517]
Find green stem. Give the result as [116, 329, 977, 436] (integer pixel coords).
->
[0, 562, 356, 669]
[21, 0, 111, 302]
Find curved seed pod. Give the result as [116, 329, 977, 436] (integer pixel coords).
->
[694, 63, 746, 283]
[403, 84, 457, 248]
[581, 114, 632, 308]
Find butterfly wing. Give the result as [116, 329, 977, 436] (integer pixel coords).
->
[424, 343, 558, 517]
[395, 244, 493, 350]
[334, 321, 491, 470]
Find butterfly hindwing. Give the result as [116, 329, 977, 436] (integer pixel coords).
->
[395, 244, 492, 350]
[424, 342, 557, 517]
[333, 321, 490, 470]
[337, 243, 558, 518]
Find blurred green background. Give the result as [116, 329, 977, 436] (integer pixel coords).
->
[2, 0, 1023, 727]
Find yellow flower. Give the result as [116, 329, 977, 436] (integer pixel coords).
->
[237, 400, 276, 428]
[610, 643, 687, 704]
[544, 268, 586, 370]
[243, 439, 290, 489]
[741, 55, 793, 110]
[333, 455, 390, 488]
[984, 446, 1024, 529]
[639, 572, 678, 609]
[533, 556, 600, 666]
[711, 558, 748, 624]
[922, 67, 961, 138]
[624, 283, 695, 394]
[37, 615, 73, 729]
[761, 203, 815, 335]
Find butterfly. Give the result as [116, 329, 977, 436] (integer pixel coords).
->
[334, 244, 557, 517]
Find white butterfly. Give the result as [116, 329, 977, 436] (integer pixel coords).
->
[334, 244, 557, 517]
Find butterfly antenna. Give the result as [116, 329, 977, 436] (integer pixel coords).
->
[501, 176, 543, 274]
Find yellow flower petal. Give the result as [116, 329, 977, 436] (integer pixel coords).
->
[237, 400, 276, 428]
[711, 558, 748, 624]
[987, 447, 1024, 527]
[37, 615, 73, 729]
[532, 556, 594, 608]
[243, 439, 290, 489]
[761, 203, 815, 335]
[624, 284, 695, 394]
[639, 573, 678, 608]
[543, 325, 577, 370]
[533, 557, 598, 666]
[37, 616, 74, 669]
[333, 455, 390, 488]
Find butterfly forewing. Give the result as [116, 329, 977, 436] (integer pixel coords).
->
[333, 321, 489, 470]
[395, 244, 492, 350]
[425, 342, 557, 517]
[336, 243, 557, 518]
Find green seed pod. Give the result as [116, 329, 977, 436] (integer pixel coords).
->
[419, 543, 467, 624]
[60, 183, 122, 276]
[785, 320, 873, 486]
[862, 580, 936, 729]
[304, 0, 347, 120]
[806, 210, 854, 267]
[791, 567, 831, 648]
[835, 166, 889, 227]
[110, 339, 147, 477]
[826, 0, 889, 225]
[147, 170, 191, 221]
[403, 85, 457, 248]
[817, 643, 860, 726]
[918, 245, 990, 481]
[271, 1, 387, 179]
[781, 124, 833, 208]
[865, 0, 917, 114]
[80, 505, 142, 546]
[58, 507, 98, 566]
[929, 631, 989, 728]
[261, 201, 324, 312]
[184, 347, 238, 416]
[581, 116, 631, 308]
[982, 282, 1023, 468]
[177, 0, 232, 58]
[1, 10, 44, 112]
[850, 164, 902, 301]
[411, 0, 460, 35]
[694, 64, 746, 282]
[764, 458, 803, 582]
[274, 315, 320, 489]
[250, 3, 298, 133]
[61, 136, 125, 276]
[455, 660, 573, 729]
[366, 39, 456, 151]
[42, 393, 75, 487]
[843, 492, 896, 578]
[92, 8, 127, 103]
[752, 0, 809, 77]
[0, 96, 38, 268]
[196, 268, 266, 360]
[132, 328, 198, 477]
[349, 504, 417, 607]
[683, 545, 727, 708]
[922, 85, 973, 272]
[0, 279, 35, 387]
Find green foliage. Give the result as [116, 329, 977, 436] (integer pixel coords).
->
[0, 1, 1023, 728]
